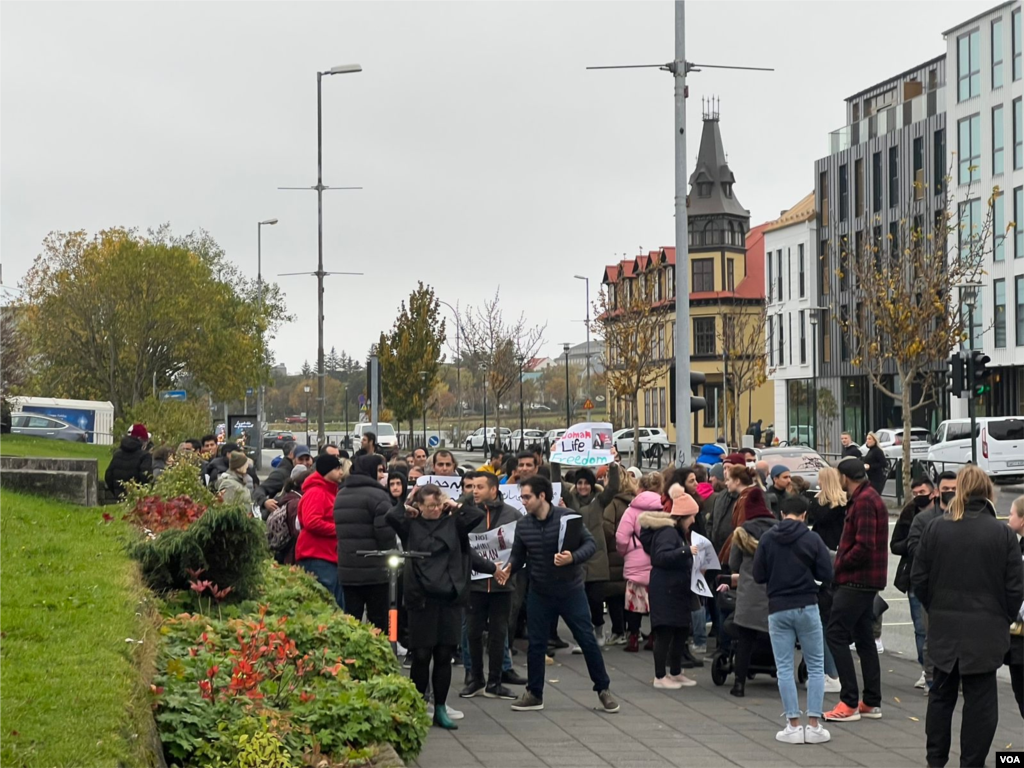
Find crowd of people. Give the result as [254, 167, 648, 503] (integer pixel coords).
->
[105, 424, 1024, 764]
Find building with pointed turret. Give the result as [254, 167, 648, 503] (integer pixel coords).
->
[600, 105, 775, 448]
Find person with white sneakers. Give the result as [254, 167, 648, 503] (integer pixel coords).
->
[753, 495, 834, 745]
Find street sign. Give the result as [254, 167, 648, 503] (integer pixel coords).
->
[582, 399, 594, 410]
[160, 390, 187, 401]
[428, 435, 440, 448]
[246, 387, 254, 396]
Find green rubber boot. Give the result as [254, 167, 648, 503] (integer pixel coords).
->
[432, 704, 459, 730]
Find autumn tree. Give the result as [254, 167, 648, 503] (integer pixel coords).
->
[18, 227, 287, 417]
[376, 282, 447, 441]
[594, 265, 670, 460]
[834, 179, 996, 496]
[717, 303, 772, 445]
[817, 387, 839, 454]
[462, 289, 545, 441]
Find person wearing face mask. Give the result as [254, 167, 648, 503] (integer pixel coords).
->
[334, 453, 397, 631]
[889, 476, 936, 690]
[823, 457, 889, 723]
[1005, 495, 1024, 718]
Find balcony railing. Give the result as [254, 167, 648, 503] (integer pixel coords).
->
[827, 85, 945, 155]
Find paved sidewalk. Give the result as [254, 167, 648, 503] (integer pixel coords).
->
[412, 634, 1023, 768]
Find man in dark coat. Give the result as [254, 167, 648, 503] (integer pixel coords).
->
[460, 472, 524, 700]
[105, 423, 154, 498]
[1005, 495, 1024, 718]
[334, 453, 396, 630]
[839, 432, 861, 459]
[206, 441, 260, 491]
[911, 475, 1024, 768]
[254, 442, 305, 517]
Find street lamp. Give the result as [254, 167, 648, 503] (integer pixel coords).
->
[437, 299, 463, 443]
[303, 384, 312, 447]
[574, 275, 591, 405]
[563, 343, 572, 429]
[808, 305, 827, 452]
[959, 282, 983, 463]
[420, 371, 429, 449]
[343, 385, 350, 449]
[256, 218, 278, 467]
[517, 354, 526, 450]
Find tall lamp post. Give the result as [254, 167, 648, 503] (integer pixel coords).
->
[303, 384, 312, 447]
[960, 283, 982, 463]
[517, 354, 526, 450]
[344, 385, 350, 449]
[256, 218, 278, 466]
[573, 275, 591, 403]
[420, 371, 429, 448]
[808, 305, 827, 452]
[437, 299, 463, 443]
[563, 343, 572, 428]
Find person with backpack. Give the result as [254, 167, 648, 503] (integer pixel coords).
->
[267, 470, 310, 565]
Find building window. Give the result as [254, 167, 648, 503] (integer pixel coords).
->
[659, 388, 666, 429]
[995, 191, 1006, 261]
[994, 104, 1005, 175]
[778, 315, 786, 366]
[692, 258, 714, 292]
[934, 128, 945, 194]
[819, 240, 829, 297]
[768, 315, 774, 366]
[704, 384, 722, 429]
[840, 242, 850, 291]
[889, 221, 900, 259]
[888, 146, 899, 207]
[840, 306, 850, 362]
[1016, 187, 1024, 258]
[799, 310, 807, 364]
[993, 17, 1005, 89]
[766, 250, 773, 302]
[776, 250, 783, 302]
[644, 389, 651, 426]
[971, 291, 984, 350]
[872, 151, 882, 211]
[1014, 8, 1022, 81]
[854, 157, 864, 216]
[821, 310, 831, 364]
[726, 258, 735, 291]
[1015, 98, 1023, 170]
[657, 324, 665, 359]
[818, 171, 829, 227]
[838, 163, 849, 222]
[960, 198, 982, 251]
[693, 317, 716, 356]
[788, 313, 793, 365]
[957, 29, 980, 101]
[1017, 276, 1024, 345]
[912, 137, 924, 200]
[958, 114, 981, 184]
[798, 243, 806, 298]
[995, 279, 1007, 348]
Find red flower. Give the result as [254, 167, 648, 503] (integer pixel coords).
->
[149, 684, 164, 695]
[206, 665, 219, 678]
[185, 567, 206, 579]
[188, 647, 198, 657]
[101, 513, 113, 524]
[189, 579, 213, 594]
[198, 679, 213, 700]
[299, 691, 316, 703]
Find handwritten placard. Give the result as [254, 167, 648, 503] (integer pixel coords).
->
[501, 482, 562, 516]
[550, 422, 615, 467]
[415, 474, 464, 499]
[469, 520, 517, 580]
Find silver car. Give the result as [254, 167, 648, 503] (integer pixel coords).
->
[11, 412, 89, 442]
[758, 447, 830, 492]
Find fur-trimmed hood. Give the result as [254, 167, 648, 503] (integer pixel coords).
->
[639, 510, 677, 530]
[731, 516, 776, 555]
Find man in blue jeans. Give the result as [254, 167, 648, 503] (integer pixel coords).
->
[496, 474, 619, 713]
[754, 496, 835, 745]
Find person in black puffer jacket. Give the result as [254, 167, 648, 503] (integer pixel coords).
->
[105, 424, 154, 498]
[862, 433, 888, 496]
[334, 453, 396, 630]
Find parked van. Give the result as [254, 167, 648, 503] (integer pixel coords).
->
[927, 416, 1024, 479]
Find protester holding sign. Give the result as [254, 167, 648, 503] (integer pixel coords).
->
[639, 485, 700, 689]
[460, 472, 523, 701]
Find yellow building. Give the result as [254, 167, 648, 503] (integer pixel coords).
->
[601, 109, 775, 447]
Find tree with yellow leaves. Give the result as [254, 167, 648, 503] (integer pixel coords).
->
[836, 181, 997, 496]
[716, 302, 772, 445]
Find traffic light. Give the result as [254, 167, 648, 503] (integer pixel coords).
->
[967, 350, 992, 397]
[669, 367, 707, 422]
[948, 352, 966, 397]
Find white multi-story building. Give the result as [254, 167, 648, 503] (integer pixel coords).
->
[945, 0, 1024, 418]
[763, 193, 820, 446]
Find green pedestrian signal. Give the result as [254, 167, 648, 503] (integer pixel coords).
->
[967, 350, 992, 399]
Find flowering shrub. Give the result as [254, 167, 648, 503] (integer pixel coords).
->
[121, 452, 215, 515]
[124, 494, 207, 534]
[153, 563, 427, 766]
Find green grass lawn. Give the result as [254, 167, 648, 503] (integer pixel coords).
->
[0, 434, 114, 475]
[0, 490, 156, 767]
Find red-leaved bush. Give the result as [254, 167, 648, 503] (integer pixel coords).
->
[123, 495, 207, 533]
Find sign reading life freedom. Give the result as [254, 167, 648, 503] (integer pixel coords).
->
[550, 422, 615, 467]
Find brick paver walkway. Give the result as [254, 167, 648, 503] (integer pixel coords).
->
[412, 633, 1023, 768]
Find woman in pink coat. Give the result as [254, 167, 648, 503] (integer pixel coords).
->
[616, 473, 665, 653]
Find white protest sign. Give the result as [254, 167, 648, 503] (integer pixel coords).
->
[501, 482, 562, 516]
[415, 474, 464, 499]
[550, 422, 615, 467]
[469, 520, 517, 580]
[689, 532, 719, 599]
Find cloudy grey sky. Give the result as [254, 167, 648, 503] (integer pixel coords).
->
[1, 1, 980, 373]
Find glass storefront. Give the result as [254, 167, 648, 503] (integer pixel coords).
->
[786, 379, 816, 447]
[841, 377, 866, 443]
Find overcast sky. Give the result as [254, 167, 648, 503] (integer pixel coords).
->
[1, 1, 980, 373]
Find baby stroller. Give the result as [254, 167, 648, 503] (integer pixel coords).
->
[710, 581, 807, 686]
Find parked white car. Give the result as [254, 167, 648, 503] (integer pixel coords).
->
[354, 422, 398, 451]
[503, 429, 545, 451]
[612, 427, 671, 456]
[861, 427, 932, 461]
[543, 428, 566, 445]
[927, 417, 1024, 479]
[464, 427, 511, 452]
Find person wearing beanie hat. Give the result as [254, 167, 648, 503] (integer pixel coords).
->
[295, 451, 347, 609]
[638, 484, 699, 689]
[724, 453, 747, 467]
[104, 421, 155, 499]
[216, 452, 253, 507]
[765, 465, 793, 520]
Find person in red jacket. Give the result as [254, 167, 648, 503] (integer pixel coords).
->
[296, 454, 347, 609]
[824, 457, 889, 723]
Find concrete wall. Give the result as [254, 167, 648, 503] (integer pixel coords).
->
[0, 456, 100, 506]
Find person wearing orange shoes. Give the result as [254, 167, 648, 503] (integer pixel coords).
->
[639, 484, 700, 689]
[823, 457, 889, 723]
